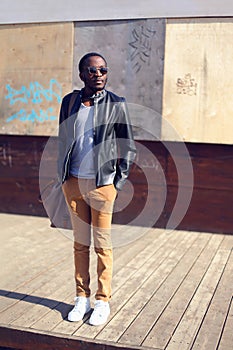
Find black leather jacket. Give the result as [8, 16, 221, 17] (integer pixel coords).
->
[58, 89, 136, 190]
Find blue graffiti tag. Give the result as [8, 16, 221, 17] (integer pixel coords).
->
[5, 79, 62, 123]
[6, 108, 57, 123]
[5, 79, 62, 105]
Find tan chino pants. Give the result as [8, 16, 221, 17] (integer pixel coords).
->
[62, 177, 117, 301]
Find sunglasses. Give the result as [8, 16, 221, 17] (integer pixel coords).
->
[87, 66, 108, 75]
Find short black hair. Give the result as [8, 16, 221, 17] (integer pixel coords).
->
[78, 52, 107, 73]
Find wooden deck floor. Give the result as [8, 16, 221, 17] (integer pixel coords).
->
[0, 213, 232, 350]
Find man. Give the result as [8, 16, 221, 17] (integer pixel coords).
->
[58, 52, 136, 326]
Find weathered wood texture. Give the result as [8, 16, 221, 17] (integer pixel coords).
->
[0, 22, 73, 136]
[0, 214, 232, 350]
[0, 135, 232, 233]
[162, 18, 233, 144]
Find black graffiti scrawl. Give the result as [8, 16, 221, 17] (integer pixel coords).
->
[129, 24, 156, 73]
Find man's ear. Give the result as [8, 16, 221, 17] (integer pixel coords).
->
[79, 72, 85, 82]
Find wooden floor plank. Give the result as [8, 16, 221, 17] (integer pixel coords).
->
[0, 254, 71, 314]
[119, 233, 213, 347]
[0, 220, 72, 313]
[110, 225, 157, 250]
[0, 260, 72, 325]
[10, 264, 73, 328]
[165, 248, 231, 350]
[191, 251, 233, 350]
[218, 234, 233, 250]
[218, 296, 233, 350]
[93, 231, 200, 344]
[142, 234, 224, 349]
[112, 227, 167, 269]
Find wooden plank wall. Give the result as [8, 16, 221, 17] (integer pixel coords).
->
[0, 134, 232, 234]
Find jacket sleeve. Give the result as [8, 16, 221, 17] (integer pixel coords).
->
[57, 94, 71, 183]
[114, 98, 137, 190]
[57, 90, 81, 183]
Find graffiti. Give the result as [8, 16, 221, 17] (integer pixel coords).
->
[6, 108, 57, 123]
[131, 152, 159, 171]
[176, 74, 197, 96]
[129, 24, 156, 73]
[5, 79, 62, 123]
[5, 79, 62, 105]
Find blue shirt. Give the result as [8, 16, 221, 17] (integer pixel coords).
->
[70, 103, 95, 179]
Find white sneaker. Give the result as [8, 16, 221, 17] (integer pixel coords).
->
[89, 300, 110, 326]
[68, 296, 91, 322]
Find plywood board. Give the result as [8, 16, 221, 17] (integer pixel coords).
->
[162, 18, 233, 144]
[0, 22, 73, 135]
[73, 19, 166, 140]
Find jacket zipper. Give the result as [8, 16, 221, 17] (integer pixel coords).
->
[90, 96, 98, 186]
[93, 96, 97, 144]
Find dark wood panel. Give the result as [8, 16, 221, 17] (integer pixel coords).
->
[129, 140, 167, 186]
[0, 135, 232, 234]
[166, 142, 233, 191]
[0, 135, 47, 216]
[162, 185, 233, 233]
[0, 325, 134, 350]
[113, 183, 167, 228]
[0, 177, 46, 216]
[0, 135, 54, 178]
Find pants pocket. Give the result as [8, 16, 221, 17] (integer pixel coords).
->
[95, 184, 117, 202]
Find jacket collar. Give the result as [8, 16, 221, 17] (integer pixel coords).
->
[80, 88, 106, 101]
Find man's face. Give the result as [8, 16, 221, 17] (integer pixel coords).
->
[80, 56, 108, 94]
